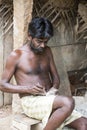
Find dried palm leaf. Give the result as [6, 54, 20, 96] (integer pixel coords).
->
[39, 1, 50, 13]
[33, 0, 87, 44]
[79, 59, 87, 69]
[41, 6, 53, 17]
[46, 8, 56, 19]
[75, 11, 87, 43]
[77, 23, 87, 34]
[49, 0, 78, 9]
[0, 0, 13, 37]
[33, 0, 78, 36]
[51, 10, 61, 23]
[84, 36, 87, 39]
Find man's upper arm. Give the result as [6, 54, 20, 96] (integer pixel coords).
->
[48, 47, 60, 87]
[48, 48, 58, 74]
[1, 51, 20, 83]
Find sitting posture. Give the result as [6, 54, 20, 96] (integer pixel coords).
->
[0, 17, 87, 130]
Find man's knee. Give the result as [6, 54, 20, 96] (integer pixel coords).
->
[53, 96, 75, 113]
[67, 117, 87, 130]
[64, 97, 75, 108]
[79, 117, 87, 129]
[75, 117, 87, 130]
[63, 97, 75, 113]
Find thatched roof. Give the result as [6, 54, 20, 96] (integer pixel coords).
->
[33, 0, 87, 43]
[0, 0, 87, 43]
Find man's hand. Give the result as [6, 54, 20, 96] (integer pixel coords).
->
[28, 83, 46, 96]
[46, 87, 59, 96]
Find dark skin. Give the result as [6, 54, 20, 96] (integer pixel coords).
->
[0, 36, 87, 130]
[0, 38, 59, 96]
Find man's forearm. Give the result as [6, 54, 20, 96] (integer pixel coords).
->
[52, 81, 60, 89]
[0, 81, 28, 94]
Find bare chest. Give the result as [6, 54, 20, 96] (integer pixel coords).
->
[17, 53, 49, 74]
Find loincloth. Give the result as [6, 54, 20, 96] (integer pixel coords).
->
[21, 95, 82, 129]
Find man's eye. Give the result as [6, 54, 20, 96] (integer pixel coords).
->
[38, 41, 41, 43]
[45, 42, 47, 44]
[36, 40, 41, 43]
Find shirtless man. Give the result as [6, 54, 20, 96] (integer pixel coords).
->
[0, 17, 87, 130]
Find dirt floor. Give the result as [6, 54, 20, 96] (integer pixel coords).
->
[0, 105, 12, 118]
[0, 105, 12, 130]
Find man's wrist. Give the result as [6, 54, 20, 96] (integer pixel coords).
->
[52, 85, 59, 90]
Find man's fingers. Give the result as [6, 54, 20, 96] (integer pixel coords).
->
[34, 92, 46, 96]
[34, 86, 44, 93]
[37, 85, 43, 89]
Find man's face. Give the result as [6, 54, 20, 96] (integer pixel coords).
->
[30, 38, 49, 54]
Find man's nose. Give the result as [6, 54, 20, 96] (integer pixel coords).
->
[40, 43, 45, 48]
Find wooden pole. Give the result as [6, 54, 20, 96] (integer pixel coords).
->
[13, 0, 33, 114]
[13, 0, 33, 49]
[0, 17, 4, 106]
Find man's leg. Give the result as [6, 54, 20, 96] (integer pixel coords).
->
[44, 95, 75, 130]
[66, 117, 87, 130]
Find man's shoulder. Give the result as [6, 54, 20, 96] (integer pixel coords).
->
[10, 49, 22, 58]
[45, 46, 53, 59]
[45, 46, 51, 51]
[7, 48, 23, 63]
[45, 46, 52, 54]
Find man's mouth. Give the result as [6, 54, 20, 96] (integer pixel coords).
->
[30, 43, 45, 54]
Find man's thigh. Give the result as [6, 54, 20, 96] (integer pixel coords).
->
[52, 95, 74, 110]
